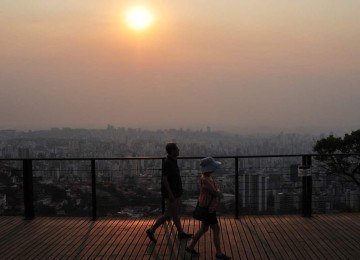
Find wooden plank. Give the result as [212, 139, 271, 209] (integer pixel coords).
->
[285, 215, 326, 259]
[193, 218, 202, 259]
[157, 220, 176, 259]
[22, 218, 69, 259]
[27, 217, 80, 259]
[124, 219, 150, 259]
[275, 215, 314, 260]
[106, 219, 135, 259]
[292, 215, 341, 259]
[233, 218, 255, 260]
[322, 214, 360, 242]
[260, 215, 293, 259]
[219, 218, 236, 259]
[195, 218, 208, 259]
[184, 217, 202, 260]
[263, 216, 296, 259]
[305, 215, 351, 259]
[71, 220, 107, 259]
[234, 217, 259, 260]
[160, 219, 177, 259]
[0, 216, 23, 241]
[84, 218, 121, 259]
[176, 217, 195, 259]
[93, 218, 126, 258]
[49, 218, 91, 259]
[339, 212, 360, 229]
[313, 214, 360, 258]
[144, 219, 160, 259]
[0, 217, 27, 249]
[282, 215, 320, 259]
[205, 219, 213, 259]
[0, 217, 42, 250]
[74, 219, 112, 259]
[0, 219, 41, 259]
[217, 217, 232, 258]
[119, 219, 146, 258]
[0, 214, 360, 259]
[227, 218, 248, 259]
[105, 218, 137, 258]
[64, 218, 108, 259]
[195, 218, 210, 258]
[243, 215, 270, 259]
[135, 219, 156, 259]
[267, 215, 305, 260]
[2, 217, 64, 259]
[253, 215, 282, 259]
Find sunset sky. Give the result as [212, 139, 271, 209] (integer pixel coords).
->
[1, 1, 359, 133]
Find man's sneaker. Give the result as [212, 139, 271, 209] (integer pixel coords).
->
[178, 232, 192, 239]
[216, 253, 231, 260]
[146, 229, 156, 243]
[185, 246, 200, 256]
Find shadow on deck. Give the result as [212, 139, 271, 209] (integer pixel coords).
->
[0, 214, 359, 259]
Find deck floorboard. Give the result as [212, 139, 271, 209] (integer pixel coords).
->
[0, 214, 359, 259]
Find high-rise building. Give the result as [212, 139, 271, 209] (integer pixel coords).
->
[290, 164, 300, 182]
[241, 171, 269, 213]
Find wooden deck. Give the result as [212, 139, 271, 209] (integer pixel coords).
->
[0, 214, 359, 259]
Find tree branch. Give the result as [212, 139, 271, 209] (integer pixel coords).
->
[349, 174, 360, 186]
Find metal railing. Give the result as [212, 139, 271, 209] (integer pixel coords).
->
[0, 154, 359, 220]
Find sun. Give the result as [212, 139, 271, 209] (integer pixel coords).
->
[125, 5, 154, 31]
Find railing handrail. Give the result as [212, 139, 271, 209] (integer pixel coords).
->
[1, 153, 360, 161]
[1, 153, 359, 220]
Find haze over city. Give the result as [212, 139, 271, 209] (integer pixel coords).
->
[1, 1, 359, 134]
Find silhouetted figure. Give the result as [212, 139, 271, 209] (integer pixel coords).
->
[185, 157, 231, 260]
[146, 143, 192, 242]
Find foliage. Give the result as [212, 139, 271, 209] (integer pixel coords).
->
[36, 202, 57, 216]
[313, 130, 360, 186]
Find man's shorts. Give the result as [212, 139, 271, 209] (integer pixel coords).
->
[164, 197, 181, 217]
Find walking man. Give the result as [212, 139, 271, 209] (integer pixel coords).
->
[146, 142, 192, 242]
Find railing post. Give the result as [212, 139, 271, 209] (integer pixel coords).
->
[161, 158, 165, 214]
[91, 159, 97, 220]
[305, 174, 312, 217]
[235, 157, 239, 219]
[23, 159, 34, 220]
[301, 155, 312, 217]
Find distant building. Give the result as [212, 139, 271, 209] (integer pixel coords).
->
[348, 189, 360, 211]
[275, 192, 299, 214]
[0, 194, 6, 211]
[290, 164, 300, 182]
[18, 147, 30, 158]
[241, 171, 269, 213]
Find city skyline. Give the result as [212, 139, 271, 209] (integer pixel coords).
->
[1, 1, 360, 134]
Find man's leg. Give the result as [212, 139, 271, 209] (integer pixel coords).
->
[167, 198, 183, 232]
[150, 214, 170, 232]
[146, 199, 171, 242]
[168, 198, 192, 238]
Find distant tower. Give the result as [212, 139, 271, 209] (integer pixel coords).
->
[241, 172, 268, 213]
[290, 164, 300, 182]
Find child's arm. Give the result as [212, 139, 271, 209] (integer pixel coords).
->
[202, 178, 220, 196]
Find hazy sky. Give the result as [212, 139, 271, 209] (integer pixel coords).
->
[1, 1, 359, 134]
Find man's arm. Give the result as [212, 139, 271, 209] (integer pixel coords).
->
[162, 176, 175, 201]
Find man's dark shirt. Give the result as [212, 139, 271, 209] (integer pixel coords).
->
[161, 155, 183, 198]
